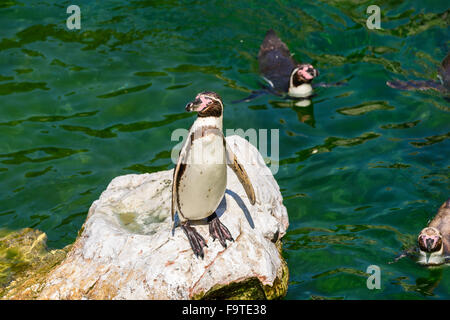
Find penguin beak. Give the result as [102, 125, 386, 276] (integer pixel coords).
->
[297, 64, 319, 82]
[186, 96, 209, 112]
[426, 238, 434, 252]
[185, 98, 201, 112]
[308, 66, 319, 78]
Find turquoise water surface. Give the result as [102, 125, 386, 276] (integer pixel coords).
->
[0, 0, 449, 299]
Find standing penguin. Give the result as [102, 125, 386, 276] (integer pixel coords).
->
[172, 91, 256, 258]
[417, 198, 450, 265]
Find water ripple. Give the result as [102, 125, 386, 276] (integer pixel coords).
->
[337, 101, 395, 116]
[0, 111, 98, 127]
[0, 81, 48, 95]
[97, 83, 152, 99]
[410, 132, 450, 148]
[0, 147, 88, 165]
[281, 132, 381, 165]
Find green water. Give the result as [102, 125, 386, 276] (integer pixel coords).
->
[0, 0, 449, 299]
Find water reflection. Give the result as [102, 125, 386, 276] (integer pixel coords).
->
[392, 268, 443, 297]
[270, 99, 316, 127]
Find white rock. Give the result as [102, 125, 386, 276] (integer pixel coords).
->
[37, 135, 289, 300]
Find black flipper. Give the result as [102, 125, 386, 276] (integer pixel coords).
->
[386, 79, 443, 92]
[181, 222, 207, 259]
[224, 141, 256, 205]
[232, 81, 282, 104]
[231, 89, 270, 104]
[388, 247, 419, 264]
[313, 81, 348, 88]
[388, 251, 409, 264]
[208, 212, 234, 248]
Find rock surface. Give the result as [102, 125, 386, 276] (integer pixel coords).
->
[0, 228, 70, 299]
[5, 135, 289, 300]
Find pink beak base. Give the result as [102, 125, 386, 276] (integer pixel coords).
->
[419, 234, 440, 251]
[196, 95, 210, 112]
[298, 64, 317, 80]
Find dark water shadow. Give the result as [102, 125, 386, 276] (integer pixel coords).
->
[225, 189, 254, 229]
[392, 268, 444, 297]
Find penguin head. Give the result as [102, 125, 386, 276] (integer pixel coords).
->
[418, 227, 443, 253]
[291, 64, 319, 86]
[185, 91, 223, 117]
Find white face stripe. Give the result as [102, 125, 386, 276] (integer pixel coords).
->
[290, 65, 318, 86]
[289, 67, 300, 88]
[196, 94, 223, 108]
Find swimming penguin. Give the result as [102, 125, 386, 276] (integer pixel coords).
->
[259, 29, 318, 98]
[387, 52, 449, 96]
[233, 29, 344, 104]
[417, 198, 450, 266]
[171, 91, 256, 258]
[391, 198, 450, 266]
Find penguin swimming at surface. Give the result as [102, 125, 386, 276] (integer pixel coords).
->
[172, 91, 256, 258]
[391, 198, 450, 266]
[259, 29, 318, 98]
[387, 52, 450, 98]
[233, 29, 344, 104]
[417, 198, 450, 266]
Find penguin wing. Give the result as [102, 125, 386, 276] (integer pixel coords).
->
[312, 80, 348, 88]
[224, 140, 256, 205]
[386, 79, 443, 91]
[388, 247, 418, 264]
[231, 89, 271, 104]
[171, 132, 193, 221]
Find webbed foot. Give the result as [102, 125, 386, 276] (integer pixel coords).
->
[181, 222, 207, 259]
[208, 212, 234, 248]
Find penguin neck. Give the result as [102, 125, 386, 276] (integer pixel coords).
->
[192, 114, 223, 132]
[288, 67, 313, 98]
[418, 246, 445, 265]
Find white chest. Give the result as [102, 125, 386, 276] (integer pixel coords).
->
[177, 117, 227, 221]
[417, 249, 445, 265]
[190, 116, 223, 133]
[288, 83, 313, 98]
